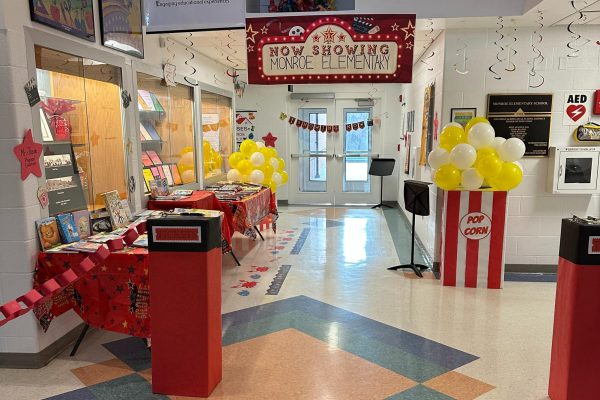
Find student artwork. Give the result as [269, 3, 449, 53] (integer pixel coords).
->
[227, 139, 289, 193]
[29, 0, 95, 41]
[428, 118, 525, 191]
[13, 129, 43, 181]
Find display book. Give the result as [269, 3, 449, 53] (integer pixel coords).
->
[205, 181, 264, 201]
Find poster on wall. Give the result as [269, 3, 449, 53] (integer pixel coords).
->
[419, 83, 435, 166]
[29, 0, 95, 41]
[563, 92, 594, 126]
[235, 111, 257, 150]
[246, 14, 416, 85]
[487, 94, 553, 157]
[100, 0, 144, 58]
[450, 108, 477, 127]
[144, 0, 245, 33]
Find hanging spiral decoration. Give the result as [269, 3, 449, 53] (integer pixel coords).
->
[183, 33, 199, 86]
[225, 31, 240, 68]
[504, 24, 517, 72]
[420, 19, 435, 72]
[566, 1, 591, 58]
[166, 36, 176, 65]
[528, 10, 545, 88]
[488, 16, 505, 80]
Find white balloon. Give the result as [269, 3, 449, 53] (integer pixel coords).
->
[498, 137, 526, 162]
[256, 141, 265, 149]
[449, 143, 477, 170]
[443, 122, 463, 130]
[427, 148, 450, 170]
[271, 171, 283, 185]
[250, 152, 266, 167]
[468, 123, 496, 149]
[227, 168, 242, 182]
[461, 168, 484, 190]
[248, 169, 265, 185]
[492, 137, 506, 151]
[269, 157, 280, 170]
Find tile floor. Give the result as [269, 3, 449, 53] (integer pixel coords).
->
[0, 206, 557, 399]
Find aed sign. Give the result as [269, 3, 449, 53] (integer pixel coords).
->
[460, 212, 492, 241]
[564, 92, 593, 125]
[152, 226, 202, 243]
[588, 236, 600, 254]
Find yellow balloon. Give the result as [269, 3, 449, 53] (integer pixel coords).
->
[240, 139, 258, 157]
[280, 171, 288, 185]
[267, 180, 277, 193]
[261, 164, 274, 180]
[276, 158, 285, 173]
[237, 159, 253, 175]
[258, 147, 271, 158]
[228, 152, 244, 168]
[203, 141, 212, 155]
[465, 117, 490, 135]
[476, 154, 502, 179]
[241, 174, 249, 183]
[489, 162, 523, 191]
[180, 151, 194, 167]
[180, 146, 193, 156]
[439, 126, 466, 152]
[474, 148, 497, 168]
[214, 153, 223, 169]
[181, 169, 195, 184]
[434, 164, 461, 190]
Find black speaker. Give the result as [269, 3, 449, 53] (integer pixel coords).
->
[388, 180, 431, 277]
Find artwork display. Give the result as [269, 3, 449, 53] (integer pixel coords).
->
[451, 108, 477, 128]
[419, 83, 435, 166]
[246, 14, 416, 85]
[29, 0, 95, 41]
[100, 0, 144, 58]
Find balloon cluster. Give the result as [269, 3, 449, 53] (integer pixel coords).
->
[177, 146, 197, 184]
[227, 139, 288, 193]
[202, 140, 223, 177]
[428, 117, 525, 191]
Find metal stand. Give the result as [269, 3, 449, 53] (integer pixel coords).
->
[70, 324, 90, 357]
[388, 207, 428, 278]
[230, 251, 241, 266]
[254, 226, 265, 241]
[372, 176, 392, 209]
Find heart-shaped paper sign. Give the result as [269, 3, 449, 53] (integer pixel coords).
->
[567, 104, 586, 122]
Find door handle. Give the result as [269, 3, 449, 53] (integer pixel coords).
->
[291, 153, 335, 159]
[336, 153, 380, 158]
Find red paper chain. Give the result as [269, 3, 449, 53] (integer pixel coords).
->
[0, 222, 146, 328]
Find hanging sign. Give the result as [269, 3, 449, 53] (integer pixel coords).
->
[563, 92, 593, 125]
[246, 14, 416, 85]
[144, 0, 245, 33]
[14, 129, 43, 180]
[486, 93, 553, 157]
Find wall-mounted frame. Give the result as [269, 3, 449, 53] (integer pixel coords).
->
[100, 0, 144, 59]
[450, 107, 477, 128]
[29, 0, 95, 42]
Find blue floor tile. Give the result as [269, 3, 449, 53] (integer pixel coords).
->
[387, 385, 454, 400]
[44, 387, 97, 400]
[88, 374, 167, 400]
[102, 338, 151, 372]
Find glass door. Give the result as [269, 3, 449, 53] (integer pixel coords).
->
[288, 99, 382, 205]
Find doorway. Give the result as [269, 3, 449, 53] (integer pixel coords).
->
[289, 99, 381, 205]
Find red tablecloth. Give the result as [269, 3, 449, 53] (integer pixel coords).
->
[217, 188, 278, 239]
[33, 248, 151, 337]
[148, 191, 234, 252]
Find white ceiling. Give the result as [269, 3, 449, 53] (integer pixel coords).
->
[168, 0, 600, 71]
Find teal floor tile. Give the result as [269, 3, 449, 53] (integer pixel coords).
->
[88, 374, 168, 400]
[386, 385, 454, 400]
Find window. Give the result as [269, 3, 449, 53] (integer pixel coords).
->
[137, 73, 196, 191]
[201, 90, 233, 179]
[36, 46, 127, 213]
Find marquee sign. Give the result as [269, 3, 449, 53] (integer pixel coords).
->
[246, 14, 416, 85]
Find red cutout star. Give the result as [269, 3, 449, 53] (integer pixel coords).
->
[312, 34, 321, 42]
[262, 132, 278, 147]
[338, 33, 347, 42]
[13, 129, 42, 180]
[322, 27, 337, 44]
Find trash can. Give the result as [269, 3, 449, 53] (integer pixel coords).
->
[549, 217, 600, 400]
[148, 213, 222, 397]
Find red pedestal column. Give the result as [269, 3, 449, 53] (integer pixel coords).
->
[549, 218, 600, 399]
[148, 215, 222, 398]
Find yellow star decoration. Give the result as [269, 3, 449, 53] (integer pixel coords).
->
[401, 20, 415, 40]
[101, 266, 108, 272]
[246, 24, 259, 44]
[122, 320, 128, 328]
[321, 27, 337, 44]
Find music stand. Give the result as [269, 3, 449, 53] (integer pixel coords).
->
[369, 158, 395, 209]
[388, 180, 431, 277]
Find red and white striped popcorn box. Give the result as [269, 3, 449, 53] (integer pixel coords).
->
[440, 190, 508, 289]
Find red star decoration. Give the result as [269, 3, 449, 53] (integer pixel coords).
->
[246, 24, 259, 44]
[322, 27, 337, 44]
[406, 42, 414, 50]
[261, 25, 269, 35]
[401, 20, 415, 40]
[13, 129, 42, 181]
[312, 34, 321, 42]
[262, 132, 278, 147]
[338, 33, 347, 42]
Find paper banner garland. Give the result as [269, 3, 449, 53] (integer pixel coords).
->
[284, 112, 373, 133]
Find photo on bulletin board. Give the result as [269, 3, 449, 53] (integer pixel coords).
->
[100, 0, 144, 58]
[29, 0, 95, 42]
[450, 108, 477, 128]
